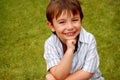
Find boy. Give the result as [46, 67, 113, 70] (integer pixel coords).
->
[44, 0, 104, 80]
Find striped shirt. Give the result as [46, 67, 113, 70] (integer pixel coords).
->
[44, 27, 104, 80]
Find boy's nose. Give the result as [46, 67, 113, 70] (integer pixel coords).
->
[67, 23, 74, 31]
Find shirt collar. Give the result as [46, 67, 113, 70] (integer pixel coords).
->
[79, 27, 89, 44]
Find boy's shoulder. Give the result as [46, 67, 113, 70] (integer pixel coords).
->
[80, 27, 95, 43]
[45, 34, 59, 45]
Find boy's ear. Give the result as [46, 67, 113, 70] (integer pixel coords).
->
[47, 21, 55, 32]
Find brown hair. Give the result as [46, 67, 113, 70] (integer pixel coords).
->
[46, 0, 83, 23]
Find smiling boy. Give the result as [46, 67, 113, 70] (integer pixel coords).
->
[44, 0, 104, 80]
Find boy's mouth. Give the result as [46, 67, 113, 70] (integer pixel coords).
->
[65, 32, 76, 36]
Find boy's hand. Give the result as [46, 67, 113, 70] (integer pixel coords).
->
[46, 73, 56, 80]
[66, 39, 76, 52]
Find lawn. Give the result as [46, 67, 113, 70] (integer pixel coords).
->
[0, 0, 120, 80]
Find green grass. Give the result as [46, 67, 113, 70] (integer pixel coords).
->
[0, 0, 120, 80]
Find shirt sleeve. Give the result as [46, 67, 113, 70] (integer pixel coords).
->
[82, 35, 99, 73]
[44, 39, 60, 71]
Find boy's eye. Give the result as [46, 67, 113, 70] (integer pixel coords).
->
[59, 21, 65, 24]
[72, 19, 79, 22]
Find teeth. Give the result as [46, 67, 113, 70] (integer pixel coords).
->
[66, 32, 74, 36]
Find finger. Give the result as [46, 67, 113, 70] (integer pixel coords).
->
[46, 74, 56, 80]
[70, 39, 76, 46]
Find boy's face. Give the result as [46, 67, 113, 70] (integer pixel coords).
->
[48, 11, 82, 44]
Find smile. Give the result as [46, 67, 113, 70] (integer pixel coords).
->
[65, 32, 75, 36]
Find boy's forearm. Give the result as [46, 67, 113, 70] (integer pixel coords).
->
[50, 49, 74, 80]
[47, 70, 93, 80]
[65, 70, 93, 80]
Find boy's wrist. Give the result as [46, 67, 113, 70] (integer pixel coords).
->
[66, 48, 75, 54]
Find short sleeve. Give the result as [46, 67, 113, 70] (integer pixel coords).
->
[44, 39, 60, 71]
[82, 35, 99, 73]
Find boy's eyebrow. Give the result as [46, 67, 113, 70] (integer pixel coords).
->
[71, 16, 80, 20]
[73, 16, 80, 18]
[56, 16, 80, 21]
[56, 19, 65, 22]
[73, 15, 81, 19]
[56, 14, 80, 21]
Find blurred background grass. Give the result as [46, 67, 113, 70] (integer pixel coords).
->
[0, 0, 120, 80]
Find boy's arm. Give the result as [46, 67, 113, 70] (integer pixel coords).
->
[49, 39, 76, 80]
[65, 69, 93, 80]
[46, 70, 93, 80]
[50, 49, 73, 80]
